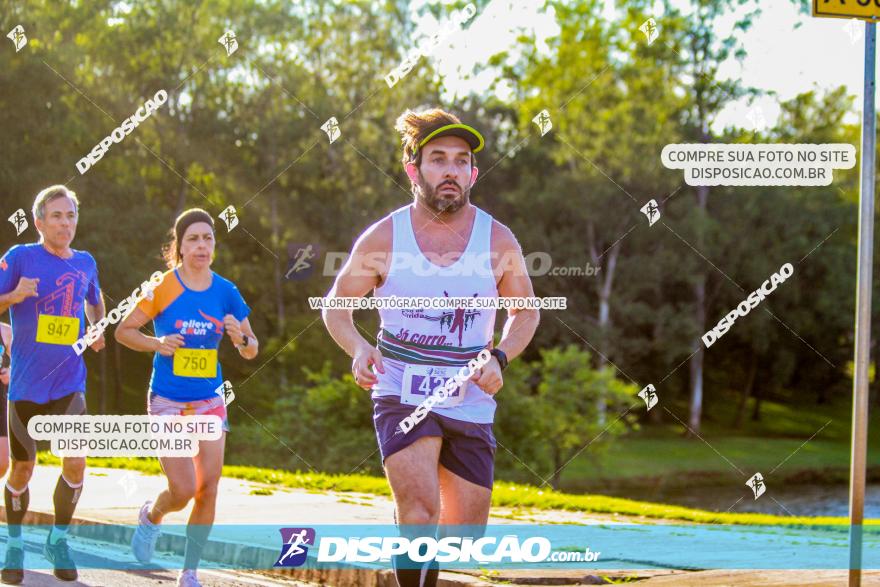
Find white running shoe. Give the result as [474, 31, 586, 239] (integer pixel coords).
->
[131, 500, 162, 563]
[177, 569, 202, 587]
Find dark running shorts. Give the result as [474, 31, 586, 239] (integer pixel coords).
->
[372, 395, 496, 490]
[0, 383, 6, 437]
[9, 392, 87, 461]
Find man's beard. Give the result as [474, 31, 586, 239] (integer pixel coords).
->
[414, 170, 470, 214]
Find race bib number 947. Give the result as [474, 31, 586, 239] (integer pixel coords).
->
[35, 314, 80, 345]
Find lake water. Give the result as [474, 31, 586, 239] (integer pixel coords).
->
[612, 483, 880, 518]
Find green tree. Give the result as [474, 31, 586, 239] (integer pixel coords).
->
[495, 346, 638, 488]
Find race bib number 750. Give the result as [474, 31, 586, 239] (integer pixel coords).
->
[173, 348, 218, 378]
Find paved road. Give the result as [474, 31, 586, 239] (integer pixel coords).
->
[3, 532, 309, 587]
[7, 568, 307, 586]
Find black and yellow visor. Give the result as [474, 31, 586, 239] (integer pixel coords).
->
[411, 123, 485, 160]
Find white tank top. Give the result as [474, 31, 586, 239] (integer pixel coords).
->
[372, 204, 498, 423]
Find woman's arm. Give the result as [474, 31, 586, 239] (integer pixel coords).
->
[223, 315, 258, 360]
[237, 317, 258, 360]
[115, 307, 183, 356]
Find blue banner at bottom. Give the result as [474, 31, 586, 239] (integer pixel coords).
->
[2, 523, 878, 570]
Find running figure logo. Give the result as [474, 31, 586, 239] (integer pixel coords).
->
[274, 527, 316, 568]
[434, 292, 480, 347]
[746, 472, 766, 500]
[214, 379, 235, 406]
[639, 18, 659, 45]
[8, 209, 27, 236]
[117, 472, 138, 500]
[7, 25, 26, 52]
[285, 243, 318, 280]
[218, 30, 238, 55]
[219, 205, 239, 232]
[532, 110, 552, 137]
[638, 384, 658, 411]
[216, 380, 235, 406]
[197, 310, 225, 335]
[321, 117, 341, 144]
[640, 199, 660, 227]
[843, 19, 863, 46]
[746, 106, 766, 133]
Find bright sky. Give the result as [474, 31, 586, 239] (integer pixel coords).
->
[411, 0, 870, 133]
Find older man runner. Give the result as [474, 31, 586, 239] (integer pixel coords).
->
[0, 185, 105, 584]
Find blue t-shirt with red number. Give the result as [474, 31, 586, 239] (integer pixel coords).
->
[0, 243, 101, 403]
[137, 268, 250, 402]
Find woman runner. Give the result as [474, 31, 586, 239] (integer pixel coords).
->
[115, 208, 258, 587]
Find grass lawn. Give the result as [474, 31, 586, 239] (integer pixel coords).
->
[38, 451, 878, 527]
[33, 394, 878, 526]
[560, 436, 879, 488]
[552, 395, 880, 490]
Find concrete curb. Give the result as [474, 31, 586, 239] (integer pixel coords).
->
[0, 507, 281, 569]
[0, 508, 484, 585]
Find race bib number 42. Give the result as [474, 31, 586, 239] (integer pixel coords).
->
[36, 314, 80, 345]
[401, 364, 466, 408]
[173, 348, 218, 378]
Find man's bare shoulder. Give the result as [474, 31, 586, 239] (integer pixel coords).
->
[353, 215, 393, 253]
[490, 218, 522, 254]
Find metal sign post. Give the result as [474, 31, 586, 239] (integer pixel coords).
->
[810, 3, 876, 585]
[849, 21, 875, 587]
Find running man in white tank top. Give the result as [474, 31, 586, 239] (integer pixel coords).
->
[322, 108, 539, 587]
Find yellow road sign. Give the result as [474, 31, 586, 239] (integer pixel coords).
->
[813, 0, 880, 21]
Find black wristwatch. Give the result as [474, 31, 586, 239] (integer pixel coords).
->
[236, 335, 249, 349]
[490, 348, 508, 371]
